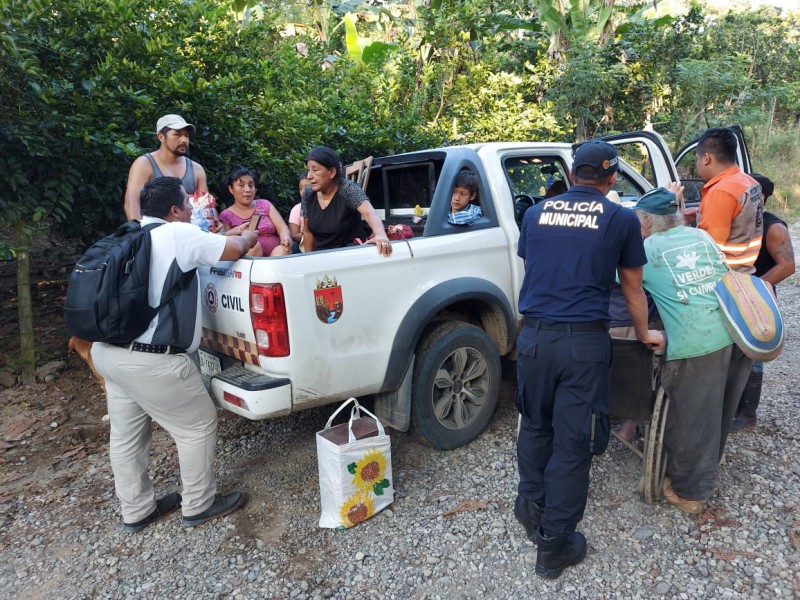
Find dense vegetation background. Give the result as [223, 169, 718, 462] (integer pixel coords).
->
[1, 0, 798, 377]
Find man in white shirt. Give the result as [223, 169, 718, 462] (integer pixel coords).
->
[91, 176, 258, 532]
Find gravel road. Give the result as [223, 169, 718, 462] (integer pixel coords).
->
[2, 231, 799, 600]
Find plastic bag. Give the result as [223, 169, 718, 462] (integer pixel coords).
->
[316, 398, 393, 529]
[353, 223, 414, 245]
[187, 190, 219, 232]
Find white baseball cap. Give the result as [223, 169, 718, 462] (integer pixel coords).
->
[156, 114, 195, 134]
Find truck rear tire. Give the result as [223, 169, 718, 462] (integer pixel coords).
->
[412, 322, 501, 450]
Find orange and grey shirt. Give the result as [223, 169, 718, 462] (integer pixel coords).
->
[698, 165, 763, 274]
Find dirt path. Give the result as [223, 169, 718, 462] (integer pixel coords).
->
[1, 223, 798, 599]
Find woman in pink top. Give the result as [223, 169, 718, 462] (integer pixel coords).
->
[219, 166, 291, 256]
[288, 173, 310, 251]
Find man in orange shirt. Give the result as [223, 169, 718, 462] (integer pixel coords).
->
[693, 128, 763, 274]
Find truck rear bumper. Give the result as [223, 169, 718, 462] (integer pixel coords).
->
[209, 365, 292, 420]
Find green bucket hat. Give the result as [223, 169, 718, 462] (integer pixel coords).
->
[636, 187, 678, 215]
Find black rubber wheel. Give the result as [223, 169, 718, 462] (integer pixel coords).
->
[412, 322, 501, 450]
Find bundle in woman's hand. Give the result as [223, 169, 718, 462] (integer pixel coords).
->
[354, 224, 414, 245]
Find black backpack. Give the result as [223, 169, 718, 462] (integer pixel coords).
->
[64, 221, 163, 343]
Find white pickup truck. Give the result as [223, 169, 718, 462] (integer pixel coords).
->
[195, 127, 753, 449]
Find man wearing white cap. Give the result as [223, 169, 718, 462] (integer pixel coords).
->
[124, 114, 208, 221]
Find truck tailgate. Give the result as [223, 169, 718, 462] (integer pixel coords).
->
[199, 261, 259, 364]
[196, 259, 293, 420]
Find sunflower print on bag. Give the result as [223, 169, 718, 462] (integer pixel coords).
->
[348, 449, 391, 495]
[339, 491, 375, 527]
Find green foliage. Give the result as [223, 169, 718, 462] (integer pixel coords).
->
[3, 0, 800, 368]
[1, 0, 798, 236]
[0, 0, 434, 232]
[439, 64, 568, 143]
[343, 13, 398, 65]
[539, 2, 800, 142]
[697, 7, 800, 121]
[534, 0, 615, 45]
[673, 57, 750, 123]
[755, 128, 800, 217]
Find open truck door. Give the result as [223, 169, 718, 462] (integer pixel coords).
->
[673, 125, 753, 206]
[591, 130, 680, 207]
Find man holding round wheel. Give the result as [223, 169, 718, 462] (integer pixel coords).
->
[633, 186, 752, 515]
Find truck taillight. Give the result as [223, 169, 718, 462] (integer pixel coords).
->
[249, 283, 289, 357]
[223, 391, 246, 409]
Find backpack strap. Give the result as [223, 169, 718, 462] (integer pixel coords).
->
[164, 269, 197, 342]
[141, 221, 196, 342]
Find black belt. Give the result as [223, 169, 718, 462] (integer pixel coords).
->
[110, 342, 187, 354]
[523, 316, 608, 332]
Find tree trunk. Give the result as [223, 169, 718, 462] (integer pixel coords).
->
[765, 97, 776, 145]
[576, 116, 587, 142]
[14, 221, 35, 384]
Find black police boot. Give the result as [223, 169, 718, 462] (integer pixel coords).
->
[513, 495, 543, 543]
[535, 527, 587, 579]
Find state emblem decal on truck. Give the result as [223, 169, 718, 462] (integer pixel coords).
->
[314, 275, 343, 324]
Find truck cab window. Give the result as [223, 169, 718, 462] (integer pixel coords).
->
[504, 157, 569, 200]
[384, 163, 436, 216]
[503, 156, 569, 226]
[610, 170, 646, 204]
[366, 161, 439, 236]
[674, 148, 703, 205]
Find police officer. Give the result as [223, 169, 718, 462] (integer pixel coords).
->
[514, 141, 664, 579]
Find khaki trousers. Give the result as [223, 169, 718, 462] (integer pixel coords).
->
[91, 343, 218, 522]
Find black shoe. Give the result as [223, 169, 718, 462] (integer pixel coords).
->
[513, 495, 543, 543]
[730, 414, 757, 432]
[181, 492, 246, 528]
[122, 492, 182, 533]
[535, 528, 587, 579]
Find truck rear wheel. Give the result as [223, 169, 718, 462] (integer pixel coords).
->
[412, 322, 501, 450]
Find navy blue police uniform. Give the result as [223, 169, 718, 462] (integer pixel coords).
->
[516, 185, 646, 537]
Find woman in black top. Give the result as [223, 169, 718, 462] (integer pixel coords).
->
[301, 147, 391, 255]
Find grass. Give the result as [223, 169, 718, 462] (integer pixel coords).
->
[748, 127, 800, 221]
[746, 125, 800, 288]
